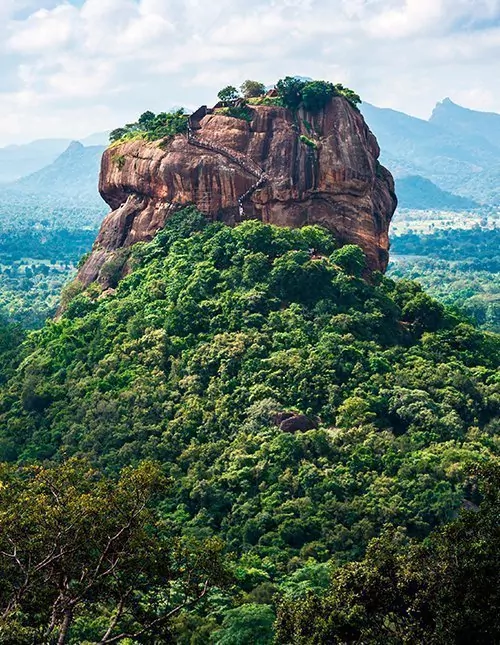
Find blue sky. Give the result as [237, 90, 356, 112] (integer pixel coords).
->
[1, 0, 500, 145]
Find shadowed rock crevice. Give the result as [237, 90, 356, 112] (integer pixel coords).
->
[78, 97, 397, 287]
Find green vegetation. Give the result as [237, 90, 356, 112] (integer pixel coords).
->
[276, 463, 500, 644]
[240, 80, 266, 99]
[215, 105, 254, 122]
[301, 81, 336, 112]
[0, 209, 498, 641]
[276, 77, 307, 110]
[216, 77, 361, 113]
[0, 154, 105, 328]
[276, 77, 361, 111]
[248, 96, 281, 107]
[332, 84, 362, 108]
[0, 459, 228, 643]
[299, 135, 318, 149]
[0, 260, 77, 328]
[0, 198, 104, 232]
[0, 229, 97, 263]
[0, 225, 98, 328]
[114, 153, 126, 170]
[109, 109, 188, 145]
[217, 86, 240, 104]
[390, 228, 500, 332]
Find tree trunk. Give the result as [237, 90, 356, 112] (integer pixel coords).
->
[57, 609, 73, 645]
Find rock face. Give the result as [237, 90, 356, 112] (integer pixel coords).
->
[78, 97, 397, 287]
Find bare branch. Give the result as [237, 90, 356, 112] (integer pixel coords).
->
[99, 579, 211, 644]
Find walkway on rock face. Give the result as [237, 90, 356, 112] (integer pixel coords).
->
[187, 121, 268, 216]
[186, 116, 373, 215]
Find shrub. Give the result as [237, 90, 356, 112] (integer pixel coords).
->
[247, 96, 281, 107]
[334, 83, 362, 107]
[108, 109, 188, 146]
[60, 278, 85, 308]
[114, 154, 126, 170]
[217, 105, 254, 122]
[99, 249, 131, 288]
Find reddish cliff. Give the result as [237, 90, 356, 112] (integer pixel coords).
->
[78, 97, 397, 286]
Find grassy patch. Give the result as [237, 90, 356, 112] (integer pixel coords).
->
[300, 135, 318, 149]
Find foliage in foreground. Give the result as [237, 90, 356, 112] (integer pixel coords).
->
[276, 463, 500, 644]
[0, 460, 228, 644]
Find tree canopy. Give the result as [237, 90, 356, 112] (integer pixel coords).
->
[0, 210, 497, 642]
[217, 86, 240, 104]
[0, 459, 229, 643]
[240, 80, 266, 99]
[276, 463, 500, 644]
[276, 77, 362, 110]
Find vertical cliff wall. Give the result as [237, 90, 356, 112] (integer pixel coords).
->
[78, 97, 397, 287]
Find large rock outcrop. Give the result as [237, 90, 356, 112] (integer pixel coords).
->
[78, 97, 397, 287]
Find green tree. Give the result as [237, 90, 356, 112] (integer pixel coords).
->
[240, 80, 266, 98]
[138, 110, 156, 129]
[301, 81, 335, 112]
[276, 77, 307, 110]
[217, 86, 240, 104]
[109, 127, 128, 143]
[331, 245, 366, 276]
[402, 292, 445, 333]
[0, 460, 229, 644]
[212, 604, 275, 645]
[276, 464, 500, 644]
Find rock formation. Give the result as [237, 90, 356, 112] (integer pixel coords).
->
[78, 97, 397, 287]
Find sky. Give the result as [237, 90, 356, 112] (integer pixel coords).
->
[1, 0, 500, 145]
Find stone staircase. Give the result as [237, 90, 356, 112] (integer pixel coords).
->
[187, 123, 268, 215]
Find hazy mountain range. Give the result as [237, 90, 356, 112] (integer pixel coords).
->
[5, 141, 106, 207]
[362, 99, 500, 208]
[0, 132, 109, 185]
[0, 136, 108, 211]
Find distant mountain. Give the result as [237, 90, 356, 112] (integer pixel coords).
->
[430, 98, 500, 150]
[362, 101, 500, 206]
[81, 132, 111, 147]
[0, 139, 72, 184]
[396, 176, 479, 211]
[2, 141, 106, 208]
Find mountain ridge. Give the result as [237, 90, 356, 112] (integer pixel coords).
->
[362, 99, 500, 206]
[0, 141, 106, 208]
[0, 132, 110, 184]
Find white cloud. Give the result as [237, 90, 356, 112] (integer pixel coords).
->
[8, 5, 78, 53]
[0, 0, 500, 144]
